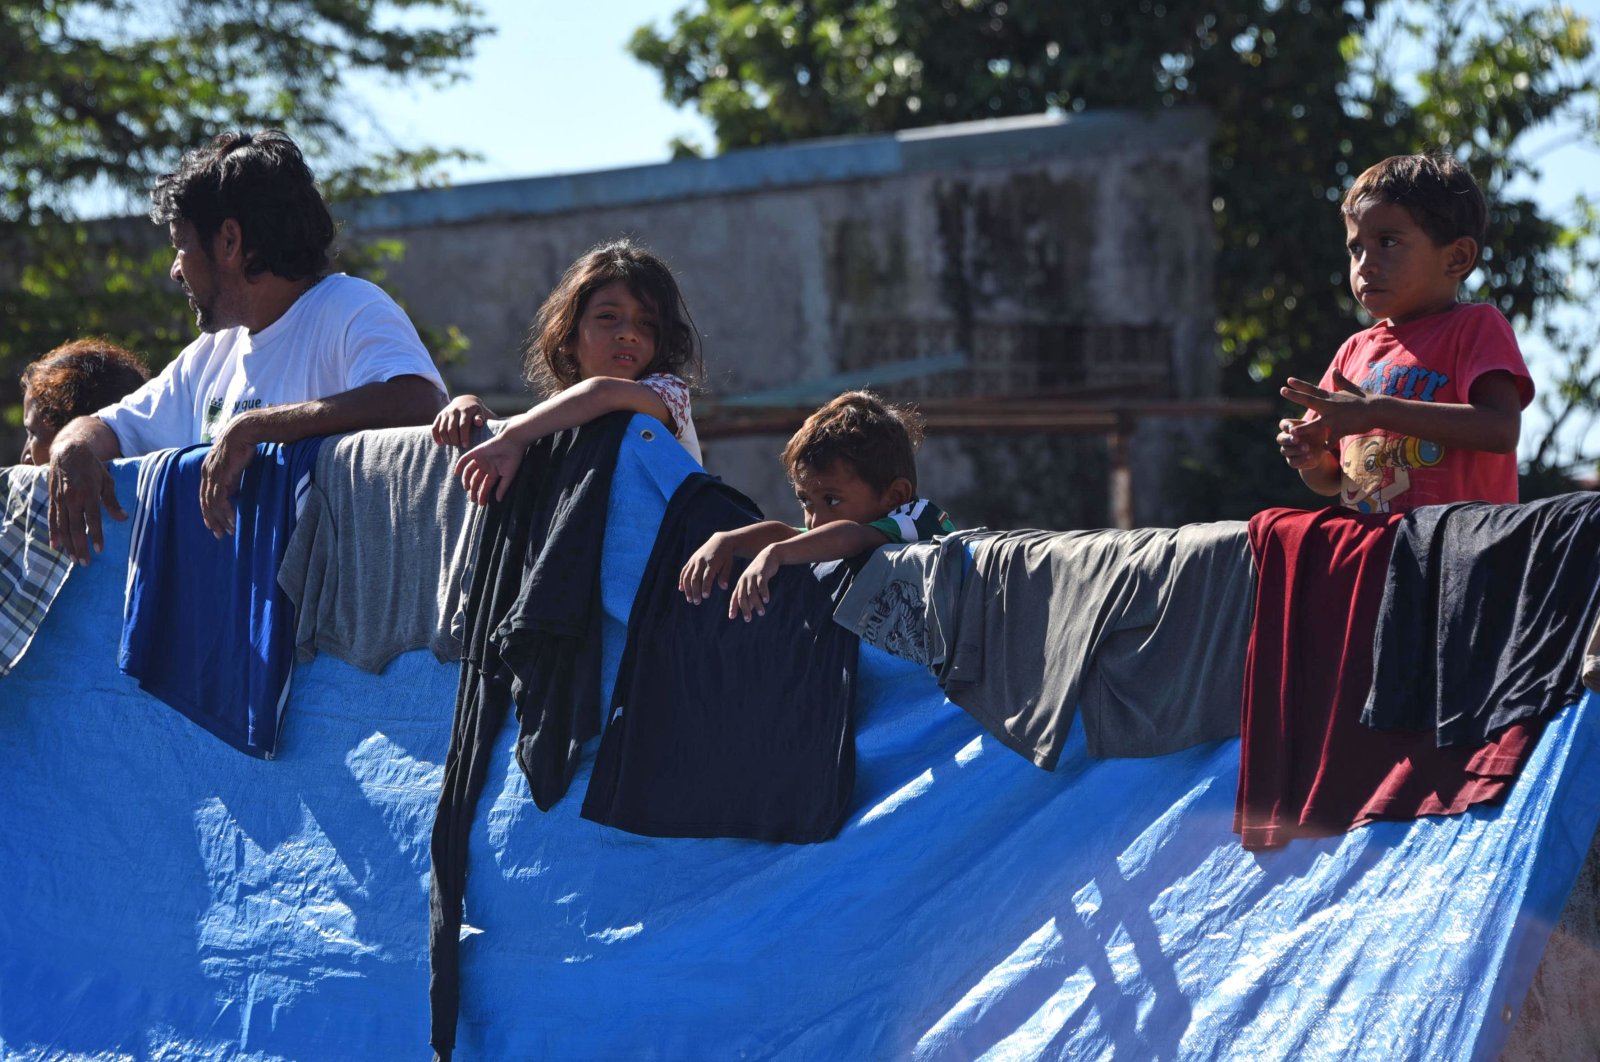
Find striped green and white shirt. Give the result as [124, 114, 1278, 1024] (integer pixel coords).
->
[867, 498, 956, 544]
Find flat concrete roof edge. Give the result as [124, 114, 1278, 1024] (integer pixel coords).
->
[343, 107, 1213, 230]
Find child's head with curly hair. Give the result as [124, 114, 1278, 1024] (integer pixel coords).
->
[20, 339, 150, 464]
[781, 390, 924, 529]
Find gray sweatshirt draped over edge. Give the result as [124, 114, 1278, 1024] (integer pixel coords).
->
[834, 523, 1255, 767]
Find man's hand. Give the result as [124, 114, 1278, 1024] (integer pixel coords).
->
[46, 418, 125, 565]
[200, 414, 264, 537]
[729, 544, 784, 621]
[432, 394, 495, 448]
[1280, 370, 1374, 440]
[679, 532, 737, 603]
[454, 432, 524, 506]
[181, 375, 445, 536]
[47, 442, 125, 565]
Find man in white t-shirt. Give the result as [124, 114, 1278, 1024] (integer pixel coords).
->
[47, 130, 447, 563]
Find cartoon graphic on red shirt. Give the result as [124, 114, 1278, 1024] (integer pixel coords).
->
[1338, 432, 1446, 513]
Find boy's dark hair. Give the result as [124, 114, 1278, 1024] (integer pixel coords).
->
[21, 339, 151, 433]
[1343, 154, 1488, 271]
[524, 238, 703, 398]
[782, 390, 924, 493]
[149, 130, 335, 281]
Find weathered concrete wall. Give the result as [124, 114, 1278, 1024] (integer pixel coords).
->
[346, 111, 1215, 525]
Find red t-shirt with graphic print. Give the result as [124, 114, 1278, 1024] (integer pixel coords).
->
[1317, 302, 1533, 513]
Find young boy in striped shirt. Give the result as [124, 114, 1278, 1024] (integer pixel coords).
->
[679, 390, 955, 621]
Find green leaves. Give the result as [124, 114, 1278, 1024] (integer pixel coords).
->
[2, 0, 492, 226]
[0, 0, 490, 439]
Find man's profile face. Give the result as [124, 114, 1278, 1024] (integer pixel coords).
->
[168, 220, 224, 332]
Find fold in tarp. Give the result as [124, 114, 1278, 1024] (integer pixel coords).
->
[1, 417, 1596, 1060]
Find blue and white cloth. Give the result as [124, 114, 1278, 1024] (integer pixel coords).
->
[119, 438, 325, 757]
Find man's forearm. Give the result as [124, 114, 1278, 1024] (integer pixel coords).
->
[226, 374, 445, 447]
[51, 415, 123, 464]
[46, 415, 127, 562]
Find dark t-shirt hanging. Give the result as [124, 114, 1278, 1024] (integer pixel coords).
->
[582, 473, 861, 844]
[1365, 491, 1600, 746]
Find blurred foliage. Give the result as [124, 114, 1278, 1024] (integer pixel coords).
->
[632, 0, 1600, 521]
[1521, 192, 1600, 486]
[1, 0, 489, 454]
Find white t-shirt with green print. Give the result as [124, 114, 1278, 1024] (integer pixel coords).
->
[98, 274, 446, 456]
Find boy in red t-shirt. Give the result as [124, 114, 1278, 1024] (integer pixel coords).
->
[1276, 154, 1534, 511]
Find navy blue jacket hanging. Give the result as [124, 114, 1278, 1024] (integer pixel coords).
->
[582, 472, 860, 844]
[1365, 491, 1600, 746]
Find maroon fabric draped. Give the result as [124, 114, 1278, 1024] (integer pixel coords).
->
[1235, 506, 1541, 850]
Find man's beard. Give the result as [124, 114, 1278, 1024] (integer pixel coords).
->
[189, 293, 218, 333]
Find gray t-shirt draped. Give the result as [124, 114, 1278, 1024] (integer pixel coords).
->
[831, 530, 993, 671]
[277, 425, 485, 673]
[834, 523, 1255, 767]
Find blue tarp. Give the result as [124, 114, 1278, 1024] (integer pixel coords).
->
[2, 416, 1597, 1060]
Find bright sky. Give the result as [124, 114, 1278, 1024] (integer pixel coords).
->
[349, 0, 714, 183]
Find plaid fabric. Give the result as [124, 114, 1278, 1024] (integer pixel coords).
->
[0, 465, 74, 677]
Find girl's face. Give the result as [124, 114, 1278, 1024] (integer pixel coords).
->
[571, 280, 658, 382]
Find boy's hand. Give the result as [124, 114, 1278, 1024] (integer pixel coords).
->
[1280, 371, 1374, 439]
[453, 433, 523, 505]
[1276, 416, 1330, 470]
[432, 394, 494, 448]
[729, 544, 782, 621]
[679, 532, 736, 603]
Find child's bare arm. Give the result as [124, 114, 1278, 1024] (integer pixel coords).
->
[495, 377, 672, 447]
[679, 521, 797, 603]
[1281, 369, 1522, 454]
[452, 378, 673, 505]
[729, 521, 891, 621]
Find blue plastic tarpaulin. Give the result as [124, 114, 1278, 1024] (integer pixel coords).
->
[2, 416, 1597, 1060]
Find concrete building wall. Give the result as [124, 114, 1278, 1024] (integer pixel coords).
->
[347, 110, 1216, 525]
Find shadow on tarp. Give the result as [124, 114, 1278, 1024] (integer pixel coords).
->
[2, 417, 1596, 1061]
